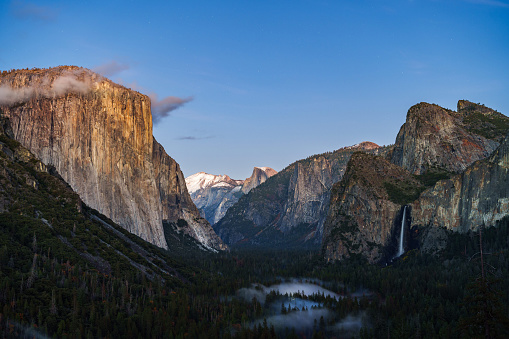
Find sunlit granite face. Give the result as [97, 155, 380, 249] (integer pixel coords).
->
[0, 66, 224, 251]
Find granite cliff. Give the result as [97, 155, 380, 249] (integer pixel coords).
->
[411, 133, 509, 233]
[213, 142, 384, 248]
[389, 101, 503, 174]
[0, 116, 197, 280]
[0, 66, 224, 250]
[323, 100, 509, 263]
[322, 152, 423, 262]
[241, 167, 278, 194]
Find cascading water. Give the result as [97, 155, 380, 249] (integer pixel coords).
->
[397, 206, 407, 257]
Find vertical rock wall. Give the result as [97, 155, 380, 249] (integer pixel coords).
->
[411, 134, 509, 233]
[390, 102, 499, 174]
[322, 152, 422, 263]
[0, 66, 223, 250]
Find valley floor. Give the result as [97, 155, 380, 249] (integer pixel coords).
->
[2, 213, 509, 338]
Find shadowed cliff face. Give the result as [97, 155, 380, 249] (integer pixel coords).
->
[322, 152, 423, 263]
[323, 101, 509, 262]
[390, 101, 502, 174]
[412, 134, 509, 233]
[152, 140, 225, 249]
[0, 66, 224, 250]
[213, 142, 384, 248]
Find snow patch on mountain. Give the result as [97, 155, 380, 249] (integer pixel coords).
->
[185, 172, 240, 195]
[185, 167, 278, 225]
[212, 181, 236, 189]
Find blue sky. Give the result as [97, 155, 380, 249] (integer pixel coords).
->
[1, 0, 508, 179]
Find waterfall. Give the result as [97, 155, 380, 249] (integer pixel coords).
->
[397, 206, 406, 257]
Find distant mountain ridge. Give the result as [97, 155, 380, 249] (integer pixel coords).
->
[186, 172, 243, 195]
[185, 167, 277, 225]
[241, 167, 278, 194]
[213, 141, 385, 248]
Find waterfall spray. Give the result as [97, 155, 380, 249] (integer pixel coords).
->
[397, 206, 406, 257]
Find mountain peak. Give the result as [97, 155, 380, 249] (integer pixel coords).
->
[253, 166, 278, 177]
[241, 166, 278, 194]
[185, 172, 242, 195]
[457, 100, 498, 115]
[390, 100, 505, 174]
[185, 167, 275, 225]
[348, 141, 380, 150]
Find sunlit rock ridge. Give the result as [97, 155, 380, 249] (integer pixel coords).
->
[185, 167, 277, 225]
[0, 66, 224, 250]
[241, 167, 278, 194]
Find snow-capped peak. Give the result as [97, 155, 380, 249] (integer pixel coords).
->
[185, 172, 244, 194]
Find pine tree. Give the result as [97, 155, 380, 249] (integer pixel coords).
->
[26, 253, 37, 289]
[459, 227, 509, 338]
[50, 289, 57, 315]
[32, 232, 37, 253]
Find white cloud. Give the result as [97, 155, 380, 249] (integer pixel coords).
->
[0, 72, 93, 105]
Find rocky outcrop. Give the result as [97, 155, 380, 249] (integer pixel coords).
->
[278, 156, 349, 237]
[411, 133, 509, 233]
[323, 100, 509, 263]
[0, 112, 53, 214]
[322, 152, 423, 263]
[389, 101, 503, 174]
[211, 186, 244, 224]
[0, 66, 224, 250]
[457, 100, 509, 143]
[391, 100, 509, 235]
[152, 141, 225, 250]
[214, 142, 384, 248]
[241, 167, 278, 194]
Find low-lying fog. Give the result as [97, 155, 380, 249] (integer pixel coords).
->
[237, 279, 341, 305]
[236, 278, 369, 337]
